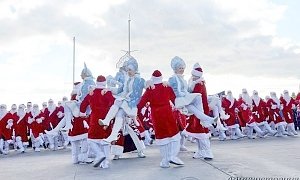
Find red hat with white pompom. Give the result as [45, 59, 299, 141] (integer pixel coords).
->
[151, 70, 163, 84]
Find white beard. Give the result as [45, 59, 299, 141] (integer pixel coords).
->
[17, 110, 26, 120]
[48, 105, 56, 114]
[0, 110, 8, 119]
[188, 77, 204, 91]
[242, 93, 252, 106]
[10, 110, 17, 114]
[226, 95, 235, 107]
[31, 109, 40, 117]
[271, 95, 280, 106]
[26, 108, 32, 113]
[252, 95, 260, 106]
[283, 94, 291, 104]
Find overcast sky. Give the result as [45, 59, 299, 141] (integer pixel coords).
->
[0, 0, 299, 107]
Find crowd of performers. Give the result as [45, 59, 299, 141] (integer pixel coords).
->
[1, 55, 300, 169]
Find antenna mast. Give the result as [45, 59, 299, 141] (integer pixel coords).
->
[128, 14, 131, 56]
[73, 36, 75, 87]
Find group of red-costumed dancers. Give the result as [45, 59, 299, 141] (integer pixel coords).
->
[1, 55, 300, 169]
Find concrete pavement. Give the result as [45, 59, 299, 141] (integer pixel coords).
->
[1, 135, 300, 180]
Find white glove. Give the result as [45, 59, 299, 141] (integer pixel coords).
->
[79, 112, 87, 117]
[83, 120, 89, 129]
[57, 111, 64, 118]
[28, 118, 34, 124]
[101, 89, 109, 95]
[36, 118, 43, 124]
[280, 104, 283, 110]
[271, 104, 277, 109]
[162, 81, 169, 87]
[241, 104, 247, 110]
[145, 80, 155, 89]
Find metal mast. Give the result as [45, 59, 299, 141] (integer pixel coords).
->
[72, 36, 75, 87]
[128, 14, 131, 56]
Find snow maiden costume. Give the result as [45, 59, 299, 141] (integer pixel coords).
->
[99, 55, 146, 158]
[168, 56, 217, 128]
[45, 63, 95, 135]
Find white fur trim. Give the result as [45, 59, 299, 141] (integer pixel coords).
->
[96, 81, 106, 89]
[184, 130, 209, 140]
[68, 133, 88, 142]
[256, 121, 267, 126]
[155, 133, 181, 146]
[151, 76, 163, 84]
[191, 69, 203, 77]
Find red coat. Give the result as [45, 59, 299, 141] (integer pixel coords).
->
[0, 113, 13, 140]
[68, 116, 89, 141]
[237, 98, 255, 126]
[137, 83, 179, 140]
[251, 98, 267, 124]
[222, 97, 238, 127]
[186, 115, 209, 134]
[185, 81, 209, 136]
[9, 112, 18, 131]
[15, 113, 29, 143]
[296, 92, 300, 105]
[28, 112, 45, 138]
[43, 107, 60, 130]
[192, 82, 209, 115]
[266, 99, 283, 124]
[280, 97, 296, 123]
[80, 88, 115, 140]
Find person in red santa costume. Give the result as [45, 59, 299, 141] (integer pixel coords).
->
[168, 56, 218, 129]
[44, 99, 62, 151]
[9, 104, 18, 151]
[64, 82, 91, 164]
[264, 96, 275, 130]
[14, 104, 29, 153]
[45, 63, 95, 135]
[57, 99, 69, 149]
[237, 89, 265, 139]
[41, 102, 47, 114]
[27, 104, 45, 152]
[280, 90, 298, 136]
[188, 63, 229, 141]
[80, 75, 115, 168]
[137, 70, 184, 168]
[267, 92, 287, 137]
[222, 90, 246, 140]
[139, 102, 154, 146]
[25, 102, 35, 149]
[0, 104, 14, 155]
[251, 90, 277, 136]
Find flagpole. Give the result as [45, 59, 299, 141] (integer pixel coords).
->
[128, 14, 131, 56]
[73, 36, 75, 87]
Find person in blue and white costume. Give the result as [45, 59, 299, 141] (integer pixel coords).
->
[99, 56, 145, 148]
[45, 63, 95, 135]
[168, 56, 218, 128]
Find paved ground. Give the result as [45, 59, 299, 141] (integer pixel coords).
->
[1, 135, 300, 180]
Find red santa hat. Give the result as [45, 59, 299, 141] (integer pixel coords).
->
[96, 75, 106, 88]
[191, 63, 203, 77]
[151, 70, 163, 84]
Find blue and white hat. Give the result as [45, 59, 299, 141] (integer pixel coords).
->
[171, 56, 186, 71]
[126, 56, 139, 72]
[81, 63, 93, 78]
